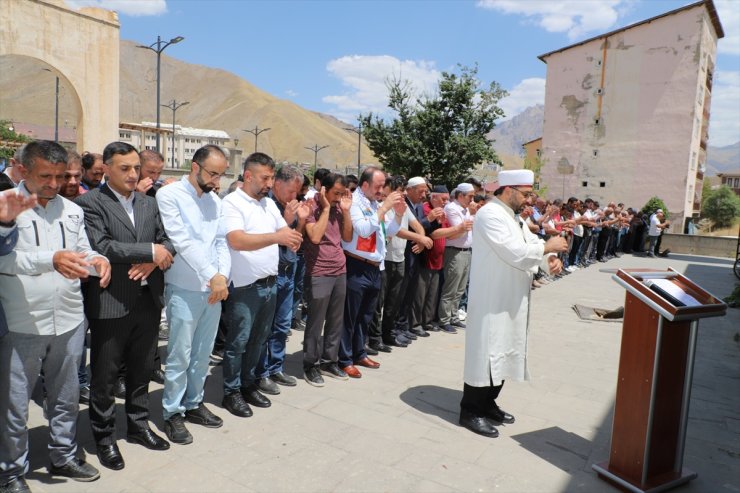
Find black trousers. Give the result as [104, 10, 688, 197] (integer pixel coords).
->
[89, 289, 158, 445]
[368, 260, 405, 345]
[460, 379, 505, 416]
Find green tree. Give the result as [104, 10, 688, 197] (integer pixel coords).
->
[523, 155, 548, 197]
[702, 185, 740, 228]
[0, 120, 30, 162]
[641, 196, 668, 217]
[360, 64, 507, 187]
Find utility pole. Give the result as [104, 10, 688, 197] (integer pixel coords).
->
[161, 99, 189, 167]
[344, 120, 363, 176]
[304, 144, 330, 168]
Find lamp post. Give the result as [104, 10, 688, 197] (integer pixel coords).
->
[243, 125, 271, 153]
[42, 69, 59, 142]
[344, 120, 362, 176]
[304, 144, 329, 168]
[137, 35, 185, 152]
[161, 99, 189, 167]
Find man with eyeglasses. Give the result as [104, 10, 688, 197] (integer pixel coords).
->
[459, 170, 568, 438]
[155, 145, 231, 445]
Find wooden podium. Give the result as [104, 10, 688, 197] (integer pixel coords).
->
[592, 268, 727, 493]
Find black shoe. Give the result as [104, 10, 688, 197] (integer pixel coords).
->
[126, 428, 170, 451]
[319, 362, 349, 380]
[185, 403, 223, 428]
[0, 477, 30, 493]
[257, 377, 280, 395]
[385, 337, 408, 348]
[486, 406, 515, 425]
[151, 368, 165, 385]
[165, 414, 194, 444]
[409, 327, 430, 337]
[222, 392, 252, 417]
[96, 443, 125, 471]
[424, 324, 441, 332]
[402, 330, 418, 341]
[451, 320, 466, 329]
[368, 342, 392, 353]
[397, 333, 413, 344]
[79, 385, 91, 405]
[270, 371, 297, 387]
[365, 345, 379, 356]
[49, 458, 100, 482]
[441, 324, 458, 334]
[304, 366, 325, 387]
[241, 386, 271, 408]
[291, 318, 306, 331]
[113, 377, 126, 399]
[459, 410, 499, 438]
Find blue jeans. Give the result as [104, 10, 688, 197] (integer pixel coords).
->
[258, 263, 295, 378]
[222, 278, 277, 394]
[162, 285, 221, 420]
[339, 257, 380, 368]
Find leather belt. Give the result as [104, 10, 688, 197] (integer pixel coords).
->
[445, 246, 471, 252]
[345, 251, 380, 268]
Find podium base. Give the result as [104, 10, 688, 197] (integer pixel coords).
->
[592, 462, 697, 493]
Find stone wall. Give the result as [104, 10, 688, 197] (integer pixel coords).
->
[661, 233, 737, 258]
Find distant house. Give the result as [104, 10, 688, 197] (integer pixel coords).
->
[537, 0, 723, 233]
[717, 171, 740, 196]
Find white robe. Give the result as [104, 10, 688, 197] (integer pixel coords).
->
[463, 197, 552, 387]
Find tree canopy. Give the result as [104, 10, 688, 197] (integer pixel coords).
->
[702, 185, 740, 228]
[360, 64, 507, 187]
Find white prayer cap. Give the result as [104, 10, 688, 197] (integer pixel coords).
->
[456, 183, 475, 193]
[498, 169, 534, 187]
[656, 209, 664, 214]
[407, 176, 426, 188]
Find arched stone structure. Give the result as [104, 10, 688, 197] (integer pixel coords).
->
[0, 0, 120, 152]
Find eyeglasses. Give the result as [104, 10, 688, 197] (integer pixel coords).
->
[198, 165, 226, 179]
[510, 186, 535, 198]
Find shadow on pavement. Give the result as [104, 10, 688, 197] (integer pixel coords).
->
[399, 385, 461, 426]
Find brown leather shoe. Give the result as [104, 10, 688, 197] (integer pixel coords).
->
[355, 357, 380, 369]
[342, 365, 362, 378]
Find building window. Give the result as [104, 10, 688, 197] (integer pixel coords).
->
[592, 150, 599, 157]
[594, 117, 600, 125]
[582, 181, 588, 187]
[536, 149, 542, 158]
[734, 178, 740, 188]
[599, 182, 606, 188]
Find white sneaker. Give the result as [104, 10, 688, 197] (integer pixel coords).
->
[457, 309, 467, 321]
[565, 266, 576, 273]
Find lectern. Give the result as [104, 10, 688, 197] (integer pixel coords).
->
[593, 268, 727, 493]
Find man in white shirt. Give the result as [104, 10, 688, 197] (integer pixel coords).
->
[647, 209, 669, 257]
[438, 183, 475, 333]
[0, 141, 111, 489]
[220, 153, 302, 418]
[157, 145, 231, 445]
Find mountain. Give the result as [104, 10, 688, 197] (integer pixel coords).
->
[0, 40, 373, 168]
[487, 104, 544, 169]
[706, 141, 740, 176]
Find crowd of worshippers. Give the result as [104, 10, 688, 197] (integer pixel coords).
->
[0, 140, 669, 491]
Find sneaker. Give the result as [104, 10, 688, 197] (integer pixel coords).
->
[320, 362, 349, 380]
[457, 309, 467, 321]
[304, 366, 325, 387]
[185, 403, 223, 428]
[49, 458, 100, 482]
[165, 414, 193, 444]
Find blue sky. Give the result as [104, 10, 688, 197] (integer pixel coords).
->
[68, 0, 739, 145]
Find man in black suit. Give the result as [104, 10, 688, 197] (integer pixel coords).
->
[76, 142, 176, 471]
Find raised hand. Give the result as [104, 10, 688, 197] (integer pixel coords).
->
[339, 190, 352, 212]
[284, 199, 300, 224]
[135, 177, 154, 194]
[319, 186, 331, 210]
[297, 201, 312, 221]
[0, 193, 37, 223]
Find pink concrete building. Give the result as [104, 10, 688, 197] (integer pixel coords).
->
[538, 0, 724, 232]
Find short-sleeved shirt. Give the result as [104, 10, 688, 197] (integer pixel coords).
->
[649, 214, 663, 236]
[221, 187, 287, 287]
[444, 200, 472, 248]
[385, 207, 415, 263]
[423, 201, 449, 271]
[303, 195, 346, 277]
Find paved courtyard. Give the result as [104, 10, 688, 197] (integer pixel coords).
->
[23, 253, 740, 492]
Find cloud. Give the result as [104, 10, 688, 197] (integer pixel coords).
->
[285, 89, 298, 98]
[323, 55, 441, 122]
[715, 0, 740, 55]
[477, 0, 622, 40]
[65, 0, 167, 16]
[499, 78, 546, 120]
[709, 70, 740, 146]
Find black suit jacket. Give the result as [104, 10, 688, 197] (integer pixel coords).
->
[75, 185, 175, 320]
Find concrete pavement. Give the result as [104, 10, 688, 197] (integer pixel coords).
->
[23, 253, 740, 492]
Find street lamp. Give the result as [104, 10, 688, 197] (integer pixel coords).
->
[137, 35, 185, 152]
[304, 144, 330, 168]
[42, 69, 59, 142]
[344, 120, 363, 176]
[243, 125, 271, 153]
[161, 99, 189, 167]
